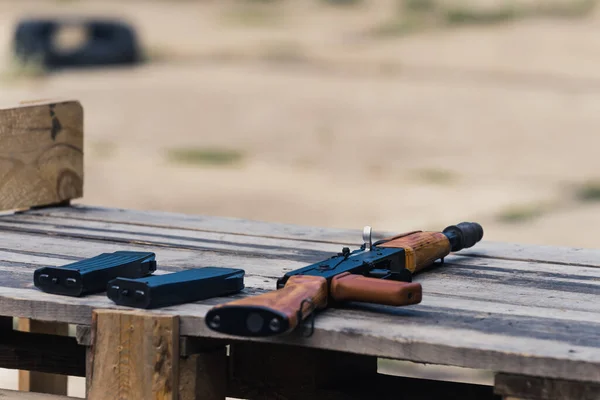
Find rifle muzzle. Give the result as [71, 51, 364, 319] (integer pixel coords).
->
[442, 222, 484, 252]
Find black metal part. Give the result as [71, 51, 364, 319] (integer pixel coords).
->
[442, 222, 484, 252]
[276, 247, 410, 290]
[299, 298, 316, 338]
[13, 17, 142, 70]
[206, 305, 291, 338]
[33, 251, 156, 297]
[106, 267, 244, 309]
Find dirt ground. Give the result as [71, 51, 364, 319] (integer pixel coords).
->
[1, 0, 600, 396]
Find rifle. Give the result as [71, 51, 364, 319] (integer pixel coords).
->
[205, 221, 483, 337]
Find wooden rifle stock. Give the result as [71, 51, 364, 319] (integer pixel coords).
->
[205, 275, 328, 337]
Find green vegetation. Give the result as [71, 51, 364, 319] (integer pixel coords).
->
[0, 55, 47, 82]
[143, 46, 172, 63]
[371, 17, 423, 37]
[443, 0, 597, 26]
[166, 147, 245, 167]
[574, 180, 600, 202]
[403, 0, 437, 12]
[259, 41, 309, 64]
[415, 168, 457, 185]
[221, 3, 283, 27]
[371, 0, 598, 38]
[443, 5, 519, 26]
[320, 0, 363, 6]
[496, 203, 547, 223]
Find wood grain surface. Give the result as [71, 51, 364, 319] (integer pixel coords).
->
[0, 101, 83, 212]
[0, 206, 598, 384]
[377, 231, 451, 273]
[494, 373, 600, 400]
[210, 274, 328, 334]
[21, 205, 600, 267]
[87, 310, 179, 400]
[330, 272, 422, 306]
[0, 389, 79, 399]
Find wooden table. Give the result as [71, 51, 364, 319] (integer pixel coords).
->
[0, 204, 599, 400]
[1, 101, 599, 400]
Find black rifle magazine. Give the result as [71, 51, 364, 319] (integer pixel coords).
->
[33, 251, 157, 297]
[106, 267, 245, 309]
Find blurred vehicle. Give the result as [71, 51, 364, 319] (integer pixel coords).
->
[12, 17, 142, 70]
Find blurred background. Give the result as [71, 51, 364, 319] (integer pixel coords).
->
[1, 0, 600, 397]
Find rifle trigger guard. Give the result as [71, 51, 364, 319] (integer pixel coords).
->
[298, 298, 316, 338]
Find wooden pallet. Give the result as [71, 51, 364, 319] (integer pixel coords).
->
[0, 101, 599, 400]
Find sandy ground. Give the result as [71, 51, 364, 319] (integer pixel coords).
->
[1, 0, 600, 396]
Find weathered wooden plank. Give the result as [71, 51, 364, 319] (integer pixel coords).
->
[3, 255, 600, 340]
[0, 209, 600, 383]
[16, 319, 70, 395]
[0, 213, 350, 252]
[2, 220, 600, 291]
[85, 345, 93, 398]
[0, 231, 599, 331]
[420, 294, 600, 325]
[0, 229, 310, 289]
[0, 226, 599, 382]
[18, 205, 600, 268]
[1, 229, 600, 323]
[458, 241, 600, 269]
[1, 280, 600, 383]
[0, 327, 85, 376]
[2, 279, 600, 383]
[0, 389, 79, 400]
[0, 215, 346, 260]
[0, 101, 83, 212]
[494, 373, 600, 400]
[1, 219, 600, 288]
[75, 325, 90, 346]
[178, 304, 600, 384]
[20, 205, 366, 244]
[87, 309, 179, 400]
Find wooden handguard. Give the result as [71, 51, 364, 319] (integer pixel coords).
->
[331, 272, 422, 306]
[377, 231, 451, 273]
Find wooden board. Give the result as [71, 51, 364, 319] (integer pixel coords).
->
[494, 373, 600, 400]
[0, 207, 599, 384]
[0, 101, 83, 212]
[87, 309, 179, 400]
[22, 204, 600, 267]
[0, 389, 79, 400]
